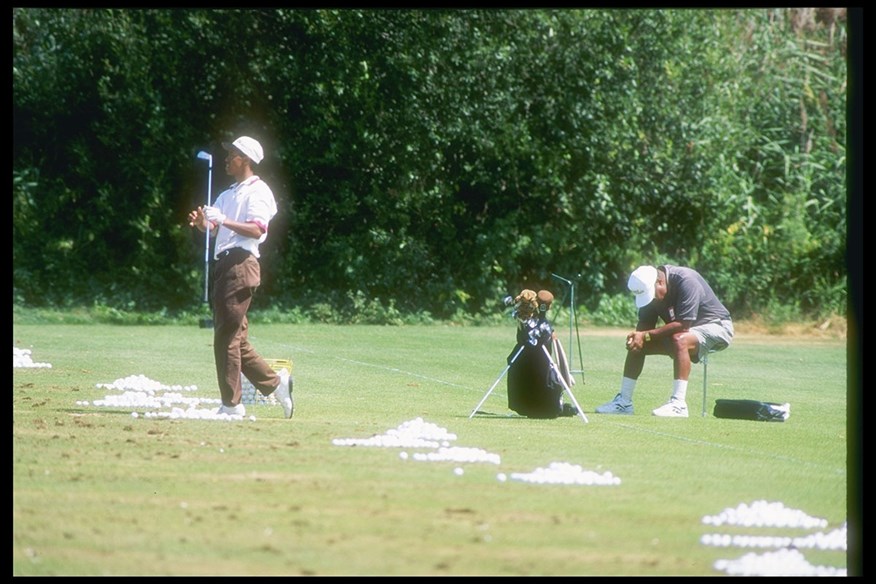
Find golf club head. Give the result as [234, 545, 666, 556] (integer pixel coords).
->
[196, 151, 212, 163]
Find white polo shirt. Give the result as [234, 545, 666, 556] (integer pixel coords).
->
[212, 175, 277, 259]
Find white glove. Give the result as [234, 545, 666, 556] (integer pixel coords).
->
[203, 206, 226, 225]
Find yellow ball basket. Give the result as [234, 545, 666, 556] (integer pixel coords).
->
[241, 358, 293, 405]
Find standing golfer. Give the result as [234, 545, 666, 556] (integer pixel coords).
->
[187, 135, 293, 418]
[595, 265, 733, 417]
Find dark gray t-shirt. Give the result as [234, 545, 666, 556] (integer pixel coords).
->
[637, 265, 731, 329]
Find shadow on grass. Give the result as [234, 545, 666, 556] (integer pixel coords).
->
[61, 408, 150, 416]
[465, 411, 540, 420]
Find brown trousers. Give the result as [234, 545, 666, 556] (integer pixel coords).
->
[212, 249, 279, 406]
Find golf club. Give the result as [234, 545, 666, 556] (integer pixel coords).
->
[196, 151, 213, 328]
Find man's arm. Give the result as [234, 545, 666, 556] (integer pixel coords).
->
[203, 205, 266, 240]
[627, 302, 694, 351]
[211, 218, 265, 239]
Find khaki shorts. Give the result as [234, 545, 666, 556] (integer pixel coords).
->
[689, 319, 734, 363]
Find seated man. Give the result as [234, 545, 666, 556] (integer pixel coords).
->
[595, 265, 734, 418]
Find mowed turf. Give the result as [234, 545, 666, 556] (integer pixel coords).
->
[12, 322, 850, 575]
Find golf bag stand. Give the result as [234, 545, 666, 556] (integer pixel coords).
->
[468, 344, 526, 419]
[468, 328, 589, 424]
[539, 344, 588, 423]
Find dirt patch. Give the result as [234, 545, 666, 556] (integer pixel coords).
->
[734, 314, 848, 340]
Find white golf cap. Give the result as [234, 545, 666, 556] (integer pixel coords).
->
[224, 136, 264, 164]
[628, 265, 658, 308]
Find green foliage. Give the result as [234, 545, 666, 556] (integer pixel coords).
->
[13, 8, 849, 319]
[587, 293, 640, 327]
[693, 9, 848, 319]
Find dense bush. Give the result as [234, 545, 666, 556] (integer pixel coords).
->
[13, 8, 850, 321]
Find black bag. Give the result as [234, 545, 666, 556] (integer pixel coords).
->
[713, 399, 790, 422]
[507, 342, 564, 419]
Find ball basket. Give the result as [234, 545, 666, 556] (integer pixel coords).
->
[241, 358, 293, 405]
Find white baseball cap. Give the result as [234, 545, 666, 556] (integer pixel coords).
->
[223, 136, 264, 164]
[628, 265, 658, 308]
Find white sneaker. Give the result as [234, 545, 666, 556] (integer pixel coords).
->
[274, 369, 294, 419]
[652, 399, 689, 418]
[217, 403, 246, 417]
[595, 394, 634, 415]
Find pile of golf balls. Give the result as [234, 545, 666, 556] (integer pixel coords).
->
[714, 548, 846, 576]
[702, 500, 828, 529]
[702, 502, 846, 576]
[95, 374, 195, 393]
[332, 417, 457, 448]
[701, 522, 847, 551]
[336, 420, 620, 488]
[77, 374, 254, 422]
[505, 461, 621, 486]
[87, 390, 206, 410]
[136, 406, 253, 422]
[84, 375, 206, 410]
[13, 347, 52, 368]
[409, 446, 500, 464]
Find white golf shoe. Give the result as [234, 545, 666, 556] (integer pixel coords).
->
[595, 394, 634, 415]
[652, 399, 689, 418]
[217, 403, 246, 417]
[274, 369, 294, 419]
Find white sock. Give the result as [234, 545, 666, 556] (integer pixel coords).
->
[619, 377, 636, 403]
[671, 379, 688, 403]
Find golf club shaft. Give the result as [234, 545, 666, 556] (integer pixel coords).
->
[202, 160, 212, 304]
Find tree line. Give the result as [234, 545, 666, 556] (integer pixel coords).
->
[13, 8, 849, 321]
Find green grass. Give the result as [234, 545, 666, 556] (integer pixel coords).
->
[13, 322, 850, 575]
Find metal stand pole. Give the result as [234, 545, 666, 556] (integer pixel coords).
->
[469, 345, 525, 418]
[540, 344, 589, 424]
[572, 279, 584, 383]
[551, 273, 585, 384]
[702, 353, 709, 417]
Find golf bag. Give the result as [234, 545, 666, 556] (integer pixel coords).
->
[713, 399, 790, 422]
[506, 292, 576, 419]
